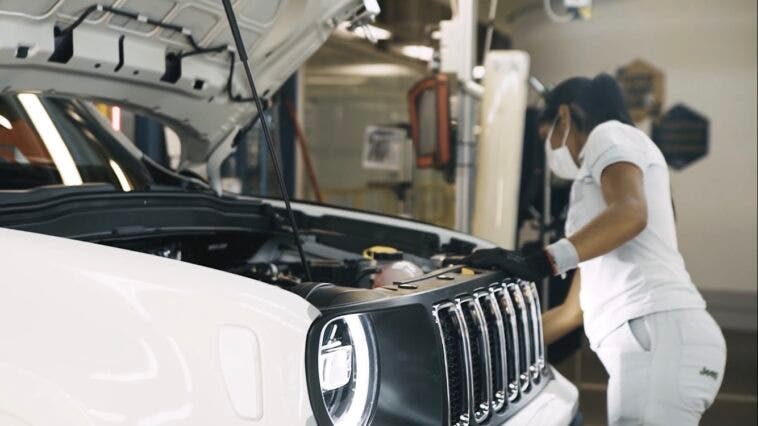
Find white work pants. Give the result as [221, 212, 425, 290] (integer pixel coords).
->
[594, 309, 726, 425]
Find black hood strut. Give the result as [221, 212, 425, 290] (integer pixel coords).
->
[221, 0, 313, 282]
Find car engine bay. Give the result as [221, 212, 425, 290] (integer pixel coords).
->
[99, 229, 462, 291]
[0, 185, 480, 292]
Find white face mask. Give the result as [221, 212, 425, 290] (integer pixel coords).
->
[545, 115, 580, 180]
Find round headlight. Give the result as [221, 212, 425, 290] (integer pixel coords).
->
[317, 314, 378, 426]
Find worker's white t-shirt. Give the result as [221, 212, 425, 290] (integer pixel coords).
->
[565, 120, 705, 348]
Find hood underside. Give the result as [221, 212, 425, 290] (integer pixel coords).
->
[0, 0, 374, 163]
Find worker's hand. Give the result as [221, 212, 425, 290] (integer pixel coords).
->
[462, 247, 553, 282]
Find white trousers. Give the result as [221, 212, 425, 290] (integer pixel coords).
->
[593, 309, 726, 425]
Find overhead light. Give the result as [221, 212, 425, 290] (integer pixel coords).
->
[0, 114, 11, 130]
[336, 22, 392, 41]
[306, 75, 369, 86]
[17, 93, 83, 186]
[473, 65, 486, 80]
[399, 45, 434, 62]
[314, 63, 418, 78]
[355, 24, 392, 41]
[111, 106, 121, 132]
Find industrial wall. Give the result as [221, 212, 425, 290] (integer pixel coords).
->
[510, 0, 757, 295]
[303, 72, 415, 211]
[302, 68, 456, 226]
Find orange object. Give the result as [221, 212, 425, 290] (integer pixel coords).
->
[285, 101, 323, 203]
[407, 74, 451, 169]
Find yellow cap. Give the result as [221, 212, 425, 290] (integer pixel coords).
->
[362, 245, 398, 259]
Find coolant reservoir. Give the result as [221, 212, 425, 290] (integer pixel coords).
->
[371, 252, 423, 288]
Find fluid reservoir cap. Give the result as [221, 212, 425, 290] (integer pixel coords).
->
[363, 245, 399, 259]
[373, 251, 404, 261]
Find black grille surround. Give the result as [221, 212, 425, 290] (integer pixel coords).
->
[433, 279, 548, 425]
[301, 269, 553, 426]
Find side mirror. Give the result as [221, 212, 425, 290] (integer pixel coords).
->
[407, 74, 451, 169]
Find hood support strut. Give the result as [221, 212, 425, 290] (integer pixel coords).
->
[221, 0, 312, 282]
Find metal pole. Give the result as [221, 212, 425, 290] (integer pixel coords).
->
[454, 0, 478, 233]
[541, 148, 552, 312]
[540, 136, 552, 361]
[285, 100, 323, 202]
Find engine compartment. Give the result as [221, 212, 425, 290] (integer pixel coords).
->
[98, 229, 461, 290]
[0, 190, 480, 292]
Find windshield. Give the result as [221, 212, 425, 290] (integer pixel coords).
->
[0, 94, 152, 191]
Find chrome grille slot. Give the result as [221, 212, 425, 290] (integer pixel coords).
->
[434, 303, 472, 426]
[492, 286, 521, 402]
[476, 290, 507, 412]
[434, 280, 548, 425]
[460, 297, 492, 423]
[519, 281, 544, 383]
[506, 282, 531, 392]
[529, 281, 547, 372]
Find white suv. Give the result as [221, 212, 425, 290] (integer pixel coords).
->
[0, 1, 578, 425]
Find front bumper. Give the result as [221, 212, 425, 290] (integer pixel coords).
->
[497, 367, 579, 426]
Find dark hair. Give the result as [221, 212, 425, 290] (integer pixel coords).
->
[541, 73, 633, 133]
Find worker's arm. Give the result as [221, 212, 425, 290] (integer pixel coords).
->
[542, 270, 583, 345]
[462, 162, 647, 280]
[568, 162, 647, 261]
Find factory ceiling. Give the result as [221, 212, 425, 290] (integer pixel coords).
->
[306, 0, 539, 82]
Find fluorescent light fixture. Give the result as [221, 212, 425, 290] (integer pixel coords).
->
[0, 114, 11, 130]
[305, 75, 369, 86]
[111, 106, 121, 132]
[109, 159, 132, 192]
[473, 65, 486, 80]
[336, 22, 392, 41]
[315, 63, 418, 78]
[356, 24, 392, 41]
[399, 45, 434, 62]
[17, 93, 83, 186]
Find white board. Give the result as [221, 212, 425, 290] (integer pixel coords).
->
[472, 51, 530, 249]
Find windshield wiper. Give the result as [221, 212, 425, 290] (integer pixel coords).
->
[220, 0, 313, 282]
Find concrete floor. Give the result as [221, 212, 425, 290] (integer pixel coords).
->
[554, 329, 758, 425]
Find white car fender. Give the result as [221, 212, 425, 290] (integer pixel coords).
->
[0, 228, 319, 425]
[0, 363, 95, 426]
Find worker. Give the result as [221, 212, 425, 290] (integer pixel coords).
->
[463, 73, 726, 425]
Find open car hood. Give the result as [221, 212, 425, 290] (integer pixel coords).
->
[0, 0, 377, 164]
